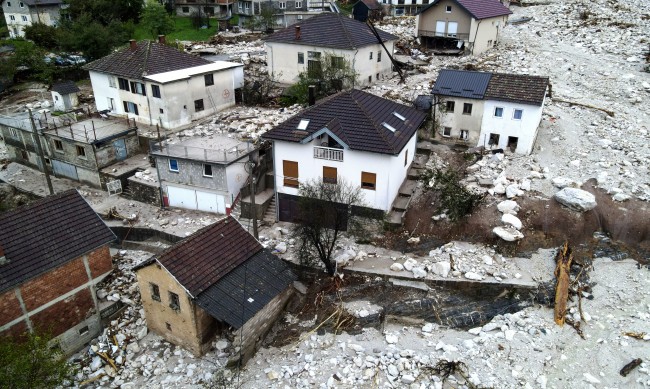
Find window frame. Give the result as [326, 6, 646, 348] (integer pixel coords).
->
[21, 15, 27, 22]
[150, 283, 161, 301]
[283, 160, 299, 188]
[194, 99, 204, 112]
[323, 166, 337, 185]
[361, 172, 376, 190]
[151, 84, 161, 98]
[369, 52, 373, 60]
[9, 128, 18, 137]
[445, 5, 452, 12]
[108, 77, 117, 88]
[204, 73, 214, 86]
[203, 163, 213, 177]
[130, 81, 146, 96]
[445, 100, 455, 112]
[460, 129, 469, 140]
[76, 145, 86, 158]
[494, 106, 504, 118]
[377, 51, 381, 62]
[462, 103, 473, 115]
[330, 56, 344, 69]
[279, 1, 286, 8]
[168, 291, 180, 311]
[54, 139, 63, 152]
[442, 127, 452, 137]
[9, 15, 15, 21]
[513, 109, 523, 120]
[182, 6, 189, 13]
[118, 78, 130, 91]
[298, 52, 304, 64]
[404, 149, 408, 166]
[19, 1, 24, 7]
[295, 1, 302, 7]
[169, 159, 179, 172]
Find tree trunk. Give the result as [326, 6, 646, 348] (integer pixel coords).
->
[324, 259, 336, 276]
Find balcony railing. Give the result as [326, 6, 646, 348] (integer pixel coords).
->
[150, 140, 253, 164]
[314, 146, 343, 162]
[417, 30, 470, 40]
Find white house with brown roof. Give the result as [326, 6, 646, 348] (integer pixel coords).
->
[415, 0, 511, 55]
[1, 0, 64, 38]
[432, 69, 549, 154]
[262, 89, 427, 221]
[265, 13, 397, 87]
[84, 37, 244, 130]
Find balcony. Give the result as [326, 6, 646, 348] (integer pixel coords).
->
[314, 146, 343, 162]
[417, 30, 470, 40]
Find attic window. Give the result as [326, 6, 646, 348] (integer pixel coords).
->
[297, 119, 310, 130]
[382, 122, 397, 132]
[392, 112, 406, 121]
[247, 297, 254, 303]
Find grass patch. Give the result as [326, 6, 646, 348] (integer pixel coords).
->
[133, 16, 220, 41]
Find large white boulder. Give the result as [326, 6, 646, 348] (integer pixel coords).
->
[429, 261, 451, 278]
[493, 226, 524, 241]
[501, 213, 523, 230]
[497, 200, 520, 214]
[403, 257, 418, 271]
[554, 188, 597, 212]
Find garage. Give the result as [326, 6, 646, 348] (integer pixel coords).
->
[52, 160, 79, 181]
[167, 186, 226, 214]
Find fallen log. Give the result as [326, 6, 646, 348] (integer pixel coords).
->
[554, 242, 573, 326]
[552, 98, 615, 117]
[620, 358, 642, 377]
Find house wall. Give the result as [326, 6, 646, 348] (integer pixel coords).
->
[416, 0, 472, 36]
[265, 41, 395, 87]
[436, 96, 484, 144]
[0, 125, 48, 172]
[0, 245, 113, 354]
[128, 178, 162, 206]
[272, 134, 415, 211]
[52, 91, 66, 111]
[1, 2, 61, 37]
[479, 99, 544, 154]
[156, 156, 229, 191]
[136, 263, 217, 356]
[94, 134, 140, 168]
[468, 15, 508, 55]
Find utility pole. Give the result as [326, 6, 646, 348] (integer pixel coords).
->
[29, 109, 54, 195]
[245, 160, 259, 240]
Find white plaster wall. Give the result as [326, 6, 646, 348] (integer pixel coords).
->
[225, 161, 248, 206]
[272, 135, 414, 211]
[437, 96, 484, 143]
[266, 42, 394, 87]
[89, 71, 121, 113]
[469, 15, 508, 55]
[479, 100, 543, 154]
[52, 91, 65, 111]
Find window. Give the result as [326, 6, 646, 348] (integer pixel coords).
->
[118, 78, 130, 91]
[445, 101, 455, 112]
[9, 128, 17, 137]
[169, 292, 180, 311]
[369, 52, 373, 60]
[376, 73, 379, 80]
[295, 1, 302, 7]
[123, 101, 139, 115]
[159, 108, 164, 114]
[487, 39, 493, 46]
[19, 1, 24, 7]
[21, 15, 27, 22]
[404, 149, 408, 166]
[377, 51, 381, 62]
[54, 139, 63, 151]
[513, 109, 523, 120]
[361, 172, 376, 190]
[308, 51, 321, 59]
[330, 56, 344, 69]
[169, 159, 179, 172]
[494, 107, 503, 117]
[108, 77, 117, 88]
[6, 2, 10, 7]
[130, 82, 145, 95]
[298, 52, 304, 64]
[152, 84, 161, 98]
[204, 74, 214, 86]
[9, 15, 15, 21]
[20, 150, 28, 159]
[182, 6, 189, 12]
[245, 2, 250, 9]
[238, 2, 242, 10]
[489, 133, 500, 145]
[323, 166, 337, 184]
[150, 283, 161, 301]
[445, 5, 452, 12]
[279, 1, 286, 8]
[462, 103, 472, 115]
[283, 160, 299, 187]
[78, 326, 89, 336]
[194, 99, 204, 112]
[203, 164, 213, 177]
[76, 145, 86, 158]
[443, 127, 452, 137]
[460, 130, 469, 140]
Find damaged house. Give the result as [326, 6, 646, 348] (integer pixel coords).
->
[0, 190, 117, 353]
[415, 0, 511, 55]
[84, 37, 244, 130]
[134, 216, 296, 361]
[432, 69, 549, 154]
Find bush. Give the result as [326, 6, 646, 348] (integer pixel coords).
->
[420, 167, 483, 221]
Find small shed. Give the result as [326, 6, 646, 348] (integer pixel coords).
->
[51, 81, 80, 112]
[352, 0, 382, 22]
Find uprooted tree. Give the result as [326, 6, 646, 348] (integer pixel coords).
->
[420, 165, 484, 221]
[292, 177, 377, 276]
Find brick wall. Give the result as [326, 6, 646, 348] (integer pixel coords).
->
[0, 289, 22, 326]
[20, 257, 87, 311]
[88, 245, 113, 278]
[30, 288, 95, 337]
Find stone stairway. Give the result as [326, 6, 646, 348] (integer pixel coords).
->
[263, 196, 276, 224]
[386, 153, 428, 228]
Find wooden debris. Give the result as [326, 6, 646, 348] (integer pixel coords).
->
[552, 97, 615, 117]
[554, 242, 573, 326]
[620, 358, 643, 377]
[623, 331, 647, 340]
[565, 317, 585, 339]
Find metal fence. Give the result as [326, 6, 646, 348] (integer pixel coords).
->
[150, 140, 253, 163]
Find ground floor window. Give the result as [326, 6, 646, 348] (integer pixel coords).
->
[489, 133, 500, 146]
[460, 130, 469, 140]
[442, 127, 452, 137]
[323, 166, 337, 184]
[361, 171, 376, 190]
[123, 101, 139, 115]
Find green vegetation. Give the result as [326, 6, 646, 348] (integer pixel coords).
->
[133, 16, 218, 41]
[0, 332, 76, 389]
[420, 167, 484, 221]
[139, 0, 175, 39]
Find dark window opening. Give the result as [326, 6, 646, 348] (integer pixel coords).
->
[203, 164, 213, 177]
[150, 283, 161, 301]
[194, 99, 204, 112]
[463, 103, 472, 115]
[446, 101, 455, 112]
[169, 292, 180, 311]
[76, 145, 86, 157]
[152, 84, 161, 98]
[204, 74, 214, 86]
[361, 172, 376, 190]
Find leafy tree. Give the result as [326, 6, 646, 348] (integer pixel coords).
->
[11, 39, 54, 82]
[0, 332, 75, 389]
[63, 0, 144, 25]
[140, 0, 175, 38]
[292, 177, 374, 276]
[23, 23, 60, 50]
[420, 167, 483, 221]
[58, 16, 133, 61]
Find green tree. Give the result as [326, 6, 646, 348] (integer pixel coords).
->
[0, 332, 75, 389]
[141, 0, 175, 38]
[59, 16, 133, 61]
[23, 23, 60, 50]
[420, 167, 484, 221]
[11, 39, 54, 82]
[64, 0, 144, 25]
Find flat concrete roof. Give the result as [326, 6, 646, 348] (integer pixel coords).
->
[144, 62, 243, 84]
[45, 117, 136, 143]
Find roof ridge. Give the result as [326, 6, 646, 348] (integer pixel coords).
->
[338, 14, 357, 49]
[0, 189, 78, 222]
[142, 41, 152, 77]
[349, 90, 394, 152]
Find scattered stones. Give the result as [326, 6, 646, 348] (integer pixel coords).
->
[501, 213, 523, 230]
[493, 226, 524, 241]
[554, 188, 597, 212]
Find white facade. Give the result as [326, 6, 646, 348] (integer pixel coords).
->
[437, 96, 484, 144]
[272, 132, 416, 212]
[51, 90, 79, 112]
[89, 62, 244, 129]
[2, 1, 62, 38]
[479, 99, 544, 154]
[266, 41, 395, 87]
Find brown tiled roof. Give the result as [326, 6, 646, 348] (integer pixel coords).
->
[0, 190, 116, 294]
[83, 41, 211, 80]
[146, 216, 263, 296]
[418, 0, 512, 20]
[484, 73, 549, 106]
[265, 13, 397, 50]
[51, 80, 80, 95]
[358, 0, 381, 10]
[263, 89, 427, 155]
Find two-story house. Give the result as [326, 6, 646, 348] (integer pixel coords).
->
[174, 0, 234, 19]
[415, 0, 511, 55]
[432, 69, 549, 154]
[150, 134, 256, 214]
[265, 13, 397, 87]
[84, 37, 244, 130]
[1, 0, 64, 38]
[262, 89, 427, 222]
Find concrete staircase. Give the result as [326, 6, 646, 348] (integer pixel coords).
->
[386, 153, 428, 228]
[263, 196, 276, 224]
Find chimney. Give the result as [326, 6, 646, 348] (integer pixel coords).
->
[129, 39, 137, 51]
[295, 25, 301, 40]
[308, 85, 316, 107]
[158, 35, 166, 44]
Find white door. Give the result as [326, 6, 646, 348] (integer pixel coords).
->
[447, 21, 458, 37]
[435, 21, 445, 36]
[196, 191, 219, 213]
[216, 195, 226, 214]
[168, 186, 197, 210]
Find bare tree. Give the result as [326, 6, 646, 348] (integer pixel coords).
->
[292, 177, 375, 276]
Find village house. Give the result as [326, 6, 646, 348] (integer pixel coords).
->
[0, 111, 50, 173]
[415, 0, 512, 55]
[432, 69, 549, 154]
[0, 190, 117, 353]
[50, 81, 80, 112]
[262, 89, 427, 222]
[265, 13, 397, 87]
[134, 216, 296, 360]
[173, 0, 233, 19]
[1, 0, 64, 38]
[84, 37, 244, 130]
[352, 0, 383, 22]
[150, 134, 255, 214]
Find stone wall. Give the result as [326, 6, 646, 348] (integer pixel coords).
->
[127, 178, 161, 207]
